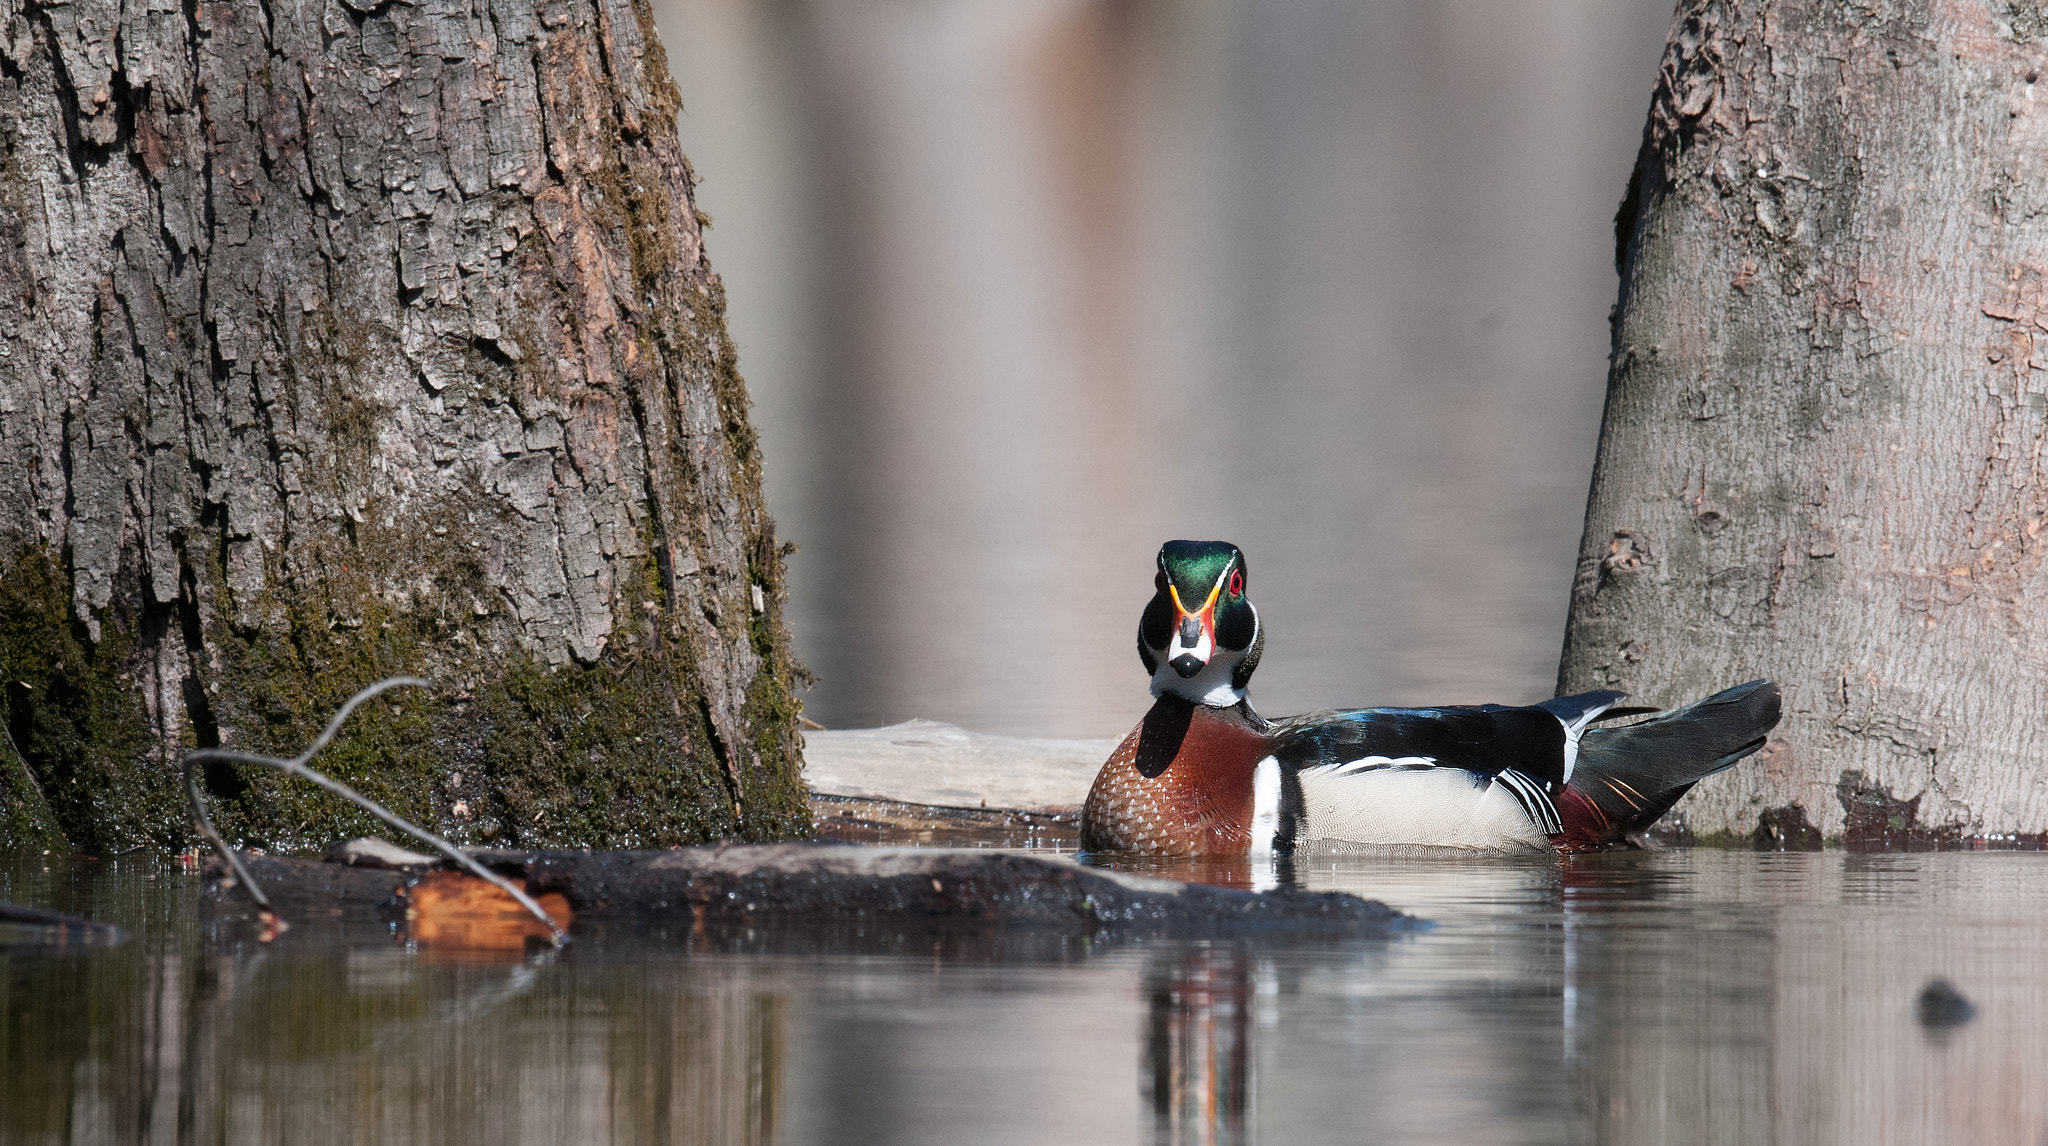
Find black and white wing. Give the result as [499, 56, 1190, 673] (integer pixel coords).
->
[1250, 693, 1624, 854]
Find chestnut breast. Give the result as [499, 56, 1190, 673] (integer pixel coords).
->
[1079, 696, 1270, 856]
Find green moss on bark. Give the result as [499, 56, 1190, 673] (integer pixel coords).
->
[187, 528, 806, 853]
[0, 549, 165, 853]
[735, 536, 814, 842]
[1, 517, 810, 853]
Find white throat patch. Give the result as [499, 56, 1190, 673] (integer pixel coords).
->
[1147, 598, 1257, 707]
[1149, 649, 1247, 706]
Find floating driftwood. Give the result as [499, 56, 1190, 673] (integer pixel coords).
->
[810, 794, 1079, 850]
[204, 842, 1412, 948]
[801, 719, 1112, 811]
[191, 680, 1412, 951]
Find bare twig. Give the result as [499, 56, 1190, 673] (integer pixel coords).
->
[0, 687, 53, 818]
[181, 676, 568, 946]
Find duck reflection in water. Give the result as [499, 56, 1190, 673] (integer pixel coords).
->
[1144, 944, 1257, 1146]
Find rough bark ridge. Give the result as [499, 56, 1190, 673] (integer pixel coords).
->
[1563, 0, 2048, 843]
[0, 0, 810, 850]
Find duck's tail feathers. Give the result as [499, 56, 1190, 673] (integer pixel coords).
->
[1558, 679, 1782, 849]
[1535, 689, 1627, 785]
[1535, 689, 1629, 737]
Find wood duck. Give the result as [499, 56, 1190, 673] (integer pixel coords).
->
[1079, 540, 1782, 857]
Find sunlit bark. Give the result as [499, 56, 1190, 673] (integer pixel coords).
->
[0, 0, 809, 850]
[1563, 1, 2048, 843]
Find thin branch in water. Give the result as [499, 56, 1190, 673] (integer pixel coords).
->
[0, 685, 53, 819]
[182, 676, 569, 946]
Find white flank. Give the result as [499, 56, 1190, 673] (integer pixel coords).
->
[1294, 766, 1552, 853]
[1249, 755, 1281, 861]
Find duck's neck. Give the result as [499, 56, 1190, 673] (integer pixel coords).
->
[1134, 694, 1268, 775]
[1079, 693, 1273, 855]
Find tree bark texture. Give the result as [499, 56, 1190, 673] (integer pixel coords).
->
[0, 0, 810, 851]
[1563, 0, 2048, 844]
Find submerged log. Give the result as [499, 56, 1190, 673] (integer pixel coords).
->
[0, 900, 127, 946]
[204, 844, 1412, 945]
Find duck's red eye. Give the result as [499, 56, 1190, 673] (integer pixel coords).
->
[1229, 570, 1243, 597]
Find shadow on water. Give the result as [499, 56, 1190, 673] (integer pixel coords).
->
[6, 846, 2048, 1143]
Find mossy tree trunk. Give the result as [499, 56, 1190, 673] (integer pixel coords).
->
[1562, 1, 2048, 844]
[0, 0, 810, 852]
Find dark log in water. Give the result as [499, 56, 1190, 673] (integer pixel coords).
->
[204, 844, 1411, 944]
[0, 901, 128, 946]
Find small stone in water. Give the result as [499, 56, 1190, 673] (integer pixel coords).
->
[1917, 979, 1976, 1030]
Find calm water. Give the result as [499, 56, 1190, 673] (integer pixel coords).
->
[4, 846, 2045, 1144]
[657, 0, 1676, 737]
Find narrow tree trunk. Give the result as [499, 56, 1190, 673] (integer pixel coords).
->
[0, 0, 810, 850]
[1562, 1, 2048, 844]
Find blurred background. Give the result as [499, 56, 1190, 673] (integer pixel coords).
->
[650, 0, 1676, 738]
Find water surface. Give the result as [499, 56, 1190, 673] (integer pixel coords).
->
[4, 846, 2044, 1144]
[656, 0, 1676, 736]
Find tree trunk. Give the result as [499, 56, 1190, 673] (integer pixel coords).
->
[1562, 0, 2048, 845]
[0, 0, 810, 851]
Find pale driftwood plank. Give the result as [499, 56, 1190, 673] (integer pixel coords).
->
[802, 720, 1114, 812]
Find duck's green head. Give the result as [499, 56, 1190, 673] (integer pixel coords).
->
[1138, 540, 1263, 705]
